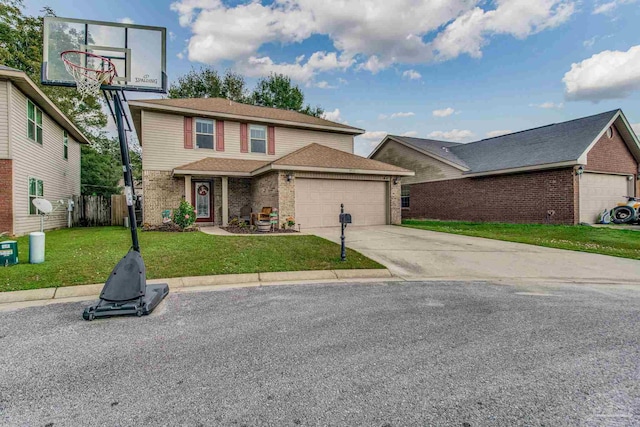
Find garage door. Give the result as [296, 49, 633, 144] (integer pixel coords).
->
[579, 173, 632, 223]
[295, 179, 387, 228]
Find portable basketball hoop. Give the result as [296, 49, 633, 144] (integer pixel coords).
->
[60, 50, 116, 99]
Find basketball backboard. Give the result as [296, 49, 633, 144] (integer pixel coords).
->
[42, 17, 167, 93]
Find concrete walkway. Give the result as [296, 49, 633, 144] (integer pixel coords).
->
[308, 225, 640, 284]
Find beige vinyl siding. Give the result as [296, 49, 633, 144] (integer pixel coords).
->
[372, 140, 463, 184]
[0, 80, 9, 159]
[142, 111, 354, 171]
[10, 84, 81, 235]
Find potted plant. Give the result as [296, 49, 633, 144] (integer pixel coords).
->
[256, 220, 271, 232]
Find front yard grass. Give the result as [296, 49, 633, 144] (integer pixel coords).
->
[402, 219, 640, 260]
[0, 227, 383, 292]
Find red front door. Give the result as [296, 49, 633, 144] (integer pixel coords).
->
[192, 181, 213, 223]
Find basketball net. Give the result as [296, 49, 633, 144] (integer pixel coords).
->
[61, 50, 117, 99]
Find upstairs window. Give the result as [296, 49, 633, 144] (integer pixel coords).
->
[195, 118, 214, 149]
[63, 130, 69, 160]
[250, 124, 266, 154]
[27, 99, 43, 144]
[28, 177, 44, 215]
[401, 186, 410, 208]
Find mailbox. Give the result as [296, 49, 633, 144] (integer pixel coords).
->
[339, 213, 352, 224]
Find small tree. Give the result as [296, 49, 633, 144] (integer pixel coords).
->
[173, 199, 196, 230]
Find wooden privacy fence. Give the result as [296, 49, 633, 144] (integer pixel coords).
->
[70, 195, 140, 227]
[71, 195, 111, 227]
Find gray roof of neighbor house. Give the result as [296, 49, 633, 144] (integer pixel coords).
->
[128, 98, 365, 135]
[0, 65, 90, 144]
[381, 110, 634, 175]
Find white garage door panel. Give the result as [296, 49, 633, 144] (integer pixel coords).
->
[579, 173, 631, 223]
[296, 179, 387, 228]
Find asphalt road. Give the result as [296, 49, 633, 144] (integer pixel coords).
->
[1, 281, 639, 426]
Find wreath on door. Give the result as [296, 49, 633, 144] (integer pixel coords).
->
[197, 185, 209, 196]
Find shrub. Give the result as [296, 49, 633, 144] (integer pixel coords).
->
[173, 199, 196, 230]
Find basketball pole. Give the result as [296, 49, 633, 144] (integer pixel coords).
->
[111, 90, 140, 252]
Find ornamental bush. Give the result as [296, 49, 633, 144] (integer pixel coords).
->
[173, 199, 196, 230]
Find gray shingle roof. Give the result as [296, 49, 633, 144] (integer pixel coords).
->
[388, 136, 469, 168]
[393, 110, 620, 174]
[0, 65, 21, 72]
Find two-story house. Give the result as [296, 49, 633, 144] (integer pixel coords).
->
[0, 65, 89, 236]
[128, 98, 413, 228]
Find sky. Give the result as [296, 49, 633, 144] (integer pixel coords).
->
[24, 0, 640, 156]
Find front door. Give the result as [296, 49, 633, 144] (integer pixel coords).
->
[192, 181, 213, 223]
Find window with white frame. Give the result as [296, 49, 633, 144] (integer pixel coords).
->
[401, 186, 410, 208]
[28, 177, 44, 215]
[27, 99, 43, 144]
[250, 124, 267, 154]
[63, 130, 69, 160]
[195, 118, 214, 149]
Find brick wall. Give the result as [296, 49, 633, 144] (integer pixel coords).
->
[278, 172, 295, 224]
[228, 178, 252, 220]
[251, 172, 279, 217]
[407, 168, 577, 224]
[586, 124, 638, 175]
[586, 124, 639, 196]
[143, 170, 185, 225]
[390, 178, 401, 225]
[0, 159, 12, 235]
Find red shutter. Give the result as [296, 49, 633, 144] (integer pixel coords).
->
[267, 126, 275, 155]
[184, 117, 193, 149]
[240, 123, 248, 153]
[216, 120, 225, 151]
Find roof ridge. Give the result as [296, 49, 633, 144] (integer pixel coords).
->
[470, 109, 621, 145]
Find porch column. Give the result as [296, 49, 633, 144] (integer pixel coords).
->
[222, 176, 229, 226]
[184, 175, 192, 205]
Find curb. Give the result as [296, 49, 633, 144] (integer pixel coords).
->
[0, 269, 393, 305]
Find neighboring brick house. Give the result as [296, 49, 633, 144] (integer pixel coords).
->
[0, 66, 88, 236]
[128, 98, 413, 228]
[370, 110, 640, 224]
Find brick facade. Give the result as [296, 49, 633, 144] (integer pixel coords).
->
[250, 172, 279, 218]
[390, 179, 401, 225]
[142, 170, 185, 225]
[407, 168, 577, 224]
[0, 159, 12, 235]
[278, 172, 295, 224]
[585, 124, 639, 197]
[228, 178, 252, 220]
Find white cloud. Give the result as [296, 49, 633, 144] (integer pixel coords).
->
[401, 131, 418, 137]
[593, 0, 637, 14]
[433, 107, 455, 117]
[563, 45, 640, 101]
[321, 108, 345, 123]
[315, 81, 337, 89]
[119, 17, 135, 24]
[427, 129, 475, 142]
[486, 129, 512, 138]
[360, 131, 388, 140]
[379, 112, 415, 120]
[402, 69, 422, 80]
[631, 123, 640, 136]
[171, 0, 576, 76]
[177, 52, 185, 60]
[529, 102, 564, 109]
[169, 31, 177, 42]
[583, 37, 597, 48]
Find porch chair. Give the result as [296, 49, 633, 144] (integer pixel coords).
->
[252, 206, 272, 224]
[239, 205, 252, 224]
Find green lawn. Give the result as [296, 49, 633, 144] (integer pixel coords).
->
[0, 227, 383, 292]
[402, 219, 640, 260]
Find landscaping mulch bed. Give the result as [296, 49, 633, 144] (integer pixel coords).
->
[142, 223, 199, 232]
[221, 225, 299, 234]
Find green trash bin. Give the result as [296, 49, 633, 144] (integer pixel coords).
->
[0, 240, 18, 266]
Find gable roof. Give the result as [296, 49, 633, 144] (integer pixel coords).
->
[372, 110, 639, 176]
[173, 143, 414, 177]
[128, 98, 364, 135]
[0, 66, 89, 144]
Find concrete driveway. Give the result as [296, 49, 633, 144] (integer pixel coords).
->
[308, 225, 640, 283]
